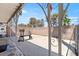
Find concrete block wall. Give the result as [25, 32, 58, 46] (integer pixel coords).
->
[17, 26, 75, 40]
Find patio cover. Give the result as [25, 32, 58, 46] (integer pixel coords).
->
[0, 3, 23, 23]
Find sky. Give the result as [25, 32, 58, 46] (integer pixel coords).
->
[18, 3, 79, 26]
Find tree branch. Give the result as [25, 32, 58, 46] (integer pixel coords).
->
[63, 3, 70, 18]
[37, 3, 48, 22]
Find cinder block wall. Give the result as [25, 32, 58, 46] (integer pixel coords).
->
[31, 27, 48, 36]
[17, 26, 75, 40]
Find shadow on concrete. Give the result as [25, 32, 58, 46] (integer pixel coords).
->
[15, 40, 58, 56]
[62, 40, 76, 55]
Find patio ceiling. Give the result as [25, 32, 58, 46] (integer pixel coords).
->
[0, 3, 22, 23]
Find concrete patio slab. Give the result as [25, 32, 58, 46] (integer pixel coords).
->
[9, 35, 76, 56]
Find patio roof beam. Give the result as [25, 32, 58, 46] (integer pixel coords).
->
[7, 3, 23, 24]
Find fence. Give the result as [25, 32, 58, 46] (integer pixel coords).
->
[17, 26, 75, 40]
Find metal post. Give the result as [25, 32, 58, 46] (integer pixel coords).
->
[58, 3, 63, 56]
[14, 13, 19, 37]
[48, 3, 51, 56]
[15, 14, 19, 36]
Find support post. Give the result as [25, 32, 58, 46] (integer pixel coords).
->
[58, 3, 63, 56]
[15, 14, 19, 36]
[48, 3, 51, 56]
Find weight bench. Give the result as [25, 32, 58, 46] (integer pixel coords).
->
[24, 34, 32, 39]
[18, 29, 32, 42]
